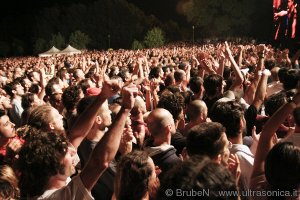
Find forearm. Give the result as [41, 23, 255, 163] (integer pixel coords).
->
[80, 107, 130, 191]
[68, 94, 107, 148]
[252, 73, 268, 110]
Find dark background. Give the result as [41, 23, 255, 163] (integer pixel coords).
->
[0, 0, 297, 57]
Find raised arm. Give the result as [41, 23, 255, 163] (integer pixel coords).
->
[252, 90, 300, 178]
[80, 85, 137, 191]
[68, 80, 122, 149]
[224, 42, 244, 91]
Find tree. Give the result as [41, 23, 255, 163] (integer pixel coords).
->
[131, 40, 144, 50]
[144, 27, 165, 48]
[49, 33, 65, 49]
[69, 30, 90, 49]
[182, 0, 256, 38]
[33, 38, 48, 54]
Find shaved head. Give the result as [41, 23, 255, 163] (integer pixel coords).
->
[147, 108, 175, 137]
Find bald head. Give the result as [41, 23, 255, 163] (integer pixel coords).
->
[187, 100, 207, 121]
[147, 108, 175, 137]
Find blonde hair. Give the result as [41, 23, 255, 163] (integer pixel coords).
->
[27, 105, 55, 130]
[0, 165, 20, 199]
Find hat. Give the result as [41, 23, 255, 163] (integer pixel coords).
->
[86, 87, 101, 96]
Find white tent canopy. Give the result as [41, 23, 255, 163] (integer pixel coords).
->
[38, 46, 61, 57]
[59, 44, 81, 55]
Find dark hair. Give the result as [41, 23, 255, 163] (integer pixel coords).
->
[186, 122, 226, 158]
[149, 67, 162, 79]
[17, 129, 68, 198]
[78, 78, 92, 95]
[282, 69, 299, 90]
[28, 83, 40, 94]
[115, 151, 153, 200]
[203, 74, 223, 97]
[76, 96, 96, 115]
[174, 70, 185, 83]
[45, 77, 61, 97]
[157, 156, 238, 200]
[189, 76, 203, 94]
[62, 85, 82, 111]
[21, 93, 36, 110]
[0, 109, 6, 118]
[157, 92, 184, 121]
[265, 142, 300, 192]
[210, 101, 244, 139]
[264, 92, 287, 116]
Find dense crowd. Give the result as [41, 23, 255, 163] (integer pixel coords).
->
[0, 41, 300, 200]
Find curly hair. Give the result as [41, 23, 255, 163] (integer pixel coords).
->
[0, 165, 20, 199]
[17, 129, 68, 198]
[115, 151, 153, 200]
[157, 92, 185, 122]
[62, 85, 82, 111]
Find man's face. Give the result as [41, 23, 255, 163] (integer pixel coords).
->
[49, 108, 65, 132]
[0, 95, 12, 109]
[14, 84, 24, 96]
[0, 115, 15, 138]
[61, 146, 77, 177]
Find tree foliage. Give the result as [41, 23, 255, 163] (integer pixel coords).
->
[144, 27, 165, 48]
[49, 33, 65, 49]
[69, 30, 90, 49]
[182, 0, 256, 38]
[131, 40, 144, 50]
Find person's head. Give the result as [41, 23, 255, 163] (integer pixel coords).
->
[264, 91, 287, 116]
[27, 105, 64, 133]
[186, 122, 230, 166]
[77, 96, 112, 130]
[28, 83, 40, 94]
[62, 85, 83, 112]
[189, 76, 204, 97]
[45, 77, 62, 97]
[131, 96, 147, 121]
[157, 156, 238, 200]
[72, 68, 85, 81]
[146, 108, 176, 141]
[157, 92, 185, 123]
[265, 142, 300, 192]
[186, 100, 208, 123]
[203, 74, 224, 97]
[174, 69, 186, 84]
[0, 165, 20, 200]
[210, 101, 245, 139]
[115, 150, 159, 200]
[164, 73, 175, 87]
[21, 93, 41, 110]
[149, 66, 163, 80]
[17, 129, 72, 198]
[78, 78, 96, 96]
[4, 81, 24, 98]
[27, 70, 40, 83]
[282, 69, 299, 91]
[0, 109, 15, 139]
[0, 94, 12, 110]
[57, 67, 70, 81]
